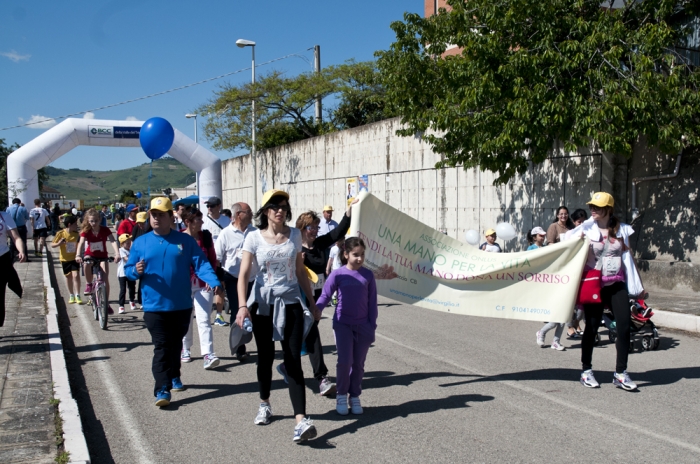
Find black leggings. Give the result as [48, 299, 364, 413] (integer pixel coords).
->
[118, 276, 136, 306]
[581, 281, 630, 373]
[252, 302, 306, 416]
[0, 251, 22, 327]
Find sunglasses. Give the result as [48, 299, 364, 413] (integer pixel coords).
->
[306, 225, 319, 231]
[268, 204, 290, 212]
[588, 205, 603, 212]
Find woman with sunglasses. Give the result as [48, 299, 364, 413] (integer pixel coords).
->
[546, 206, 575, 245]
[236, 190, 321, 442]
[574, 192, 641, 391]
[276, 201, 357, 397]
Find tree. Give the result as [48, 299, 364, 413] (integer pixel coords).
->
[0, 139, 21, 210]
[119, 189, 136, 204]
[197, 61, 395, 151]
[377, 0, 700, 184]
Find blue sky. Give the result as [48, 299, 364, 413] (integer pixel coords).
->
[1, 1, 419, 171]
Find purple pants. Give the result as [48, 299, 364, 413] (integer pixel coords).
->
[333, 320, 375, 397]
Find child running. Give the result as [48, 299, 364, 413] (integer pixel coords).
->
[117, 234, 136, 314]
[51, 215, 82, 304]
[76, 208, 120, 314]
[316, 237, 377, 415]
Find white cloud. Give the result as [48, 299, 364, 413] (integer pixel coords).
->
[83, 112, 95, 119]
[125, 116, 138, 121]
[1, 50, 30, 62]
[24, 115, 57, 129]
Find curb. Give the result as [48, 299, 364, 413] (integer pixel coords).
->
[652, 309, 700, 334]
[42, 254, 91, 464]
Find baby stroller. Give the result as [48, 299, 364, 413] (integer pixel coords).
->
[599, 296, 660, 352]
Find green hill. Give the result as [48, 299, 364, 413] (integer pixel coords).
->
[44, 157, 195, 203]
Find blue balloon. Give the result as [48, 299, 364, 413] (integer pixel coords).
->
[139, 117, 174, 160]
[135, 192, 142, 199]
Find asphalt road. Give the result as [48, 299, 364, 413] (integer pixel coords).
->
[53, 254, 700, 463]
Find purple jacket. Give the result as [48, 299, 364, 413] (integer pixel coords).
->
[316, 266, 378, 327]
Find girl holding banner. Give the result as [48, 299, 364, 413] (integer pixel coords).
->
[573, 192, 642, 391]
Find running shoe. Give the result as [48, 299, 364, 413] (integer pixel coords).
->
[349, 396, 363, 415]
[336, 395, 349, 415]
[118, 306, 126, 314]
[75, 295, 83, 305]
[551, 340, 565, 351]
[84, 283, 93, 294]
[277, 363, 289, 385]
[203, 353, 220, 370]
[155, 386, 171, 407]
[107, 306, 114, 315]
[536, 330, 545, 346]
[171, 377, 185, 391]
[254, 402, 273, 425]
[580, 369, 600, 388]
[68, 295, 76, 304]
[293, 417, 317, 443]
[129, 301, 136, 310]
[613, 371, 638, 391]
[181, 349, 192, 363]
[236, 351, 248, 362]
[567, 331, 580, 340]
[319, 377, 336, 397]
[214, 314, 229, 327]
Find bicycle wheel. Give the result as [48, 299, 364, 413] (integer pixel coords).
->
[92, 294, 99, 320]
[97, 284, 108, 330]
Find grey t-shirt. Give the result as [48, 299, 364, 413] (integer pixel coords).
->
[242, 227, 302, 296]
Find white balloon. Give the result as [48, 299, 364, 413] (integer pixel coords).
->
[71, 208, 78, 215]
[496, 222, 517, 241]
[465, 229, 480, 245]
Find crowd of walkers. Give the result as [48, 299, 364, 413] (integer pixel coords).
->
[1, 188, 646, 444]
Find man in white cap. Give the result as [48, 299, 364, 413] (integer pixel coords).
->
[202, 196, 231, 326]
[318, 205, 338, 237]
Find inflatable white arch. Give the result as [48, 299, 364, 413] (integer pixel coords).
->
[6, 118, 221, 211]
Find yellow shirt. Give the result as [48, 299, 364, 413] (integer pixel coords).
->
[52, 229, 80, 262]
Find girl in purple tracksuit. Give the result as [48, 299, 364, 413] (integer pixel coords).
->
[316, 237, 377, 416]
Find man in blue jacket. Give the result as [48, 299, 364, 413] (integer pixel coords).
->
[125, 196, 221, 407]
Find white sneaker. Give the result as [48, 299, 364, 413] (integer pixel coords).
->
[293, 417, 317, 443]
[254, 402, 273, 425]
[336, 395, 349, 415]
[613, 371, 638, 391]
[203, 353, 220, 370]
[580, 369, 600, 388]
[129, 301, 136, 310]
[181, 349, 192, 363]
[536, 331, 545, 346]
[551, 340, 565, 351]
[349, 396, 363, 415]
[118, 306, 126, 314]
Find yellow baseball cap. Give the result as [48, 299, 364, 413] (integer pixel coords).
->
[118, 233, 132, 244]
[261, 189, 289, 207]
[485, 228, 496, 236]
[323, 205, 334, 212]
[136, 212, 148, 223]
[150, 196, 173, 212]
[587, 192, 614, 208]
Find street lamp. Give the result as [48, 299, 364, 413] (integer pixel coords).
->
[236, 38, 258, 208]
[185, 113, 199, 196]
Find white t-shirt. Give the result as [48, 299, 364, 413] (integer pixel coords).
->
[242, 227, 302, 291]
[202, 214, 231, 243]
[30, 207, 49, 230]
[0, 212, 18, 257]
[329, 245, 343, 271]
[118, 247, 130, 277]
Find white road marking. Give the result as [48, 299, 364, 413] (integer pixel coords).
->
[75, 307, 156, 464]
[375, 331, 700, 455]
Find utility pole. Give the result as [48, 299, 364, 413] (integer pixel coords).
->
[314, 45, 322, 124]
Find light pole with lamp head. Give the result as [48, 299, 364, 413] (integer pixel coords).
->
[185, 113, 199, 196]
[236, 38, 258, 208]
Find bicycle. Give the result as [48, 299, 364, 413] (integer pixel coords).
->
[83, 256, 114, 330]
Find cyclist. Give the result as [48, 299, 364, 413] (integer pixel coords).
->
[51, 216, 82, 305]
[76, 209, 120, 314]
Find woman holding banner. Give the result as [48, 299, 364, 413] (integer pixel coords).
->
[573, 192, 641, 391]
[276, 201, 356, 397]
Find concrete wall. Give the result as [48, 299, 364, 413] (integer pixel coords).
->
[222, 118, 609, 251]
[222, 117, 700, 293]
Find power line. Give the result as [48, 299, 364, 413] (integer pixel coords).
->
[1, 49, 313, 132]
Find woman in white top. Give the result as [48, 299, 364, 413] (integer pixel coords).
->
[576, 192, 641, 391]
[236, 190, 321, 443]
[1, 211, 26, 327]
